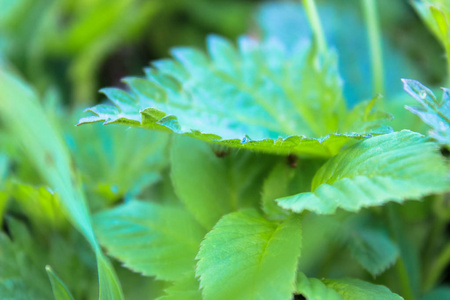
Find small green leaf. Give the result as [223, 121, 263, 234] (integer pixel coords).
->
[402, 79, 450, 147]
[277, 131, 450, 214]
[196, 209, 302, 300]
[94, 201, 206, 280]
[46, 266, 75, 300]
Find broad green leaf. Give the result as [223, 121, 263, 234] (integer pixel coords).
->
[0, 71, 123, 299]
[94, 200, 206, 280]
[277, 131, 450, 214]
[46, 266, 75, 300]
[157, 273, 202, 300]
[345, 228, 398, 276]
[171, 136, 273, 229]
[196, 209, 302, 300]
[402, 79, 450, 147]
[79, 35, 391, 157]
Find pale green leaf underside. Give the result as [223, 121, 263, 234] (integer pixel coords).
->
[78, 35, 390, 157]
[46, 266, 75, 300]
[157, 273, 201, 300]
[277, 131, 450, 214]
[402, 79, 450, 147]
[94, 201, 206, 281]
[196, 209, 302, 300]
[297, 273, 403, 300]
[346, 228, 399, 276]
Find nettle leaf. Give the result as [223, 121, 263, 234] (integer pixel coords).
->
[157, 273, 202, 300]
[345, 228, 399, 276]
[277, 131, 450, 214]
[46, 266, 75, 300]
[196, 209, 302, 300]
[297, 273, 403, 300]
[171, 136, 273, 229]
[79, 35, 391, 157]
[94, 200, 206, 281]
[402, 79, 450, 147]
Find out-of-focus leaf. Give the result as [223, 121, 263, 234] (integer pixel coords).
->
[0, 71, 124, 299]
[345, 228, 399, 276]
[297, 272, 404, 300]
[46, 266, 75, 300]
[403, 79, 450, 147]
[11, 183, 66, 230]
[422, 286, 450, 300]
[157, 273, 202, 300]
[79, 35, 391, 157]
[171, 136, 273, 229]
[256, 2, 423, 105]
[277, 131, 450, 214]
[94, 201, 206, 281]
[196, 209, 302, 300]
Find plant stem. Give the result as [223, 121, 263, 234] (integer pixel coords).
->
[303, 0, 327, 54]
[386, 205, 417, 300]
[363, 0, 385, 95]
[425, 241, 450, 291]
[446, 45, 450, 87]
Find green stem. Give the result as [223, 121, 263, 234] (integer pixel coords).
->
[425, 241, 450, 291]
[363, 0, 385, 95]
[386, 205, 417, 300]
[303, 0, 327, 54]
[446, 46, 450, 87]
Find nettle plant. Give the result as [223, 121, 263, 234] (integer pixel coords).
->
[1, 0, 450, 300]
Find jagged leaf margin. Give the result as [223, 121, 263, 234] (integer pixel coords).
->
[78, 35, 391, 157]
[277, 130, 450, 214]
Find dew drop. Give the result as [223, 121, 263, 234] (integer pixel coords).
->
[419, 90, 427, 99]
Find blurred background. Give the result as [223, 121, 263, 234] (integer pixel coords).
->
[0, 0, 449, 299]
[0, 0, 446, 109]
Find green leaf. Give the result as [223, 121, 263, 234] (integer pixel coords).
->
[345, 228, 398, 276]
[196, 209, 302, 300]
[296, 272, 345, 300]
[0, 71, 124, 299]
[79, 35, 391, 157]
[157, 273, 202, 300]
[171, 136, 273, 229]
[277, 131, 450, 214]
[296, 273, 404, 300]
[322, 278, 404, 300]
[422, 286, 450, 300]
[261, 159, 323, 220]
[94, 200, 206, 280]
[46, 266, 75, 300]
[11, 183, 66, 230]
[402, 79, 450, 147]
